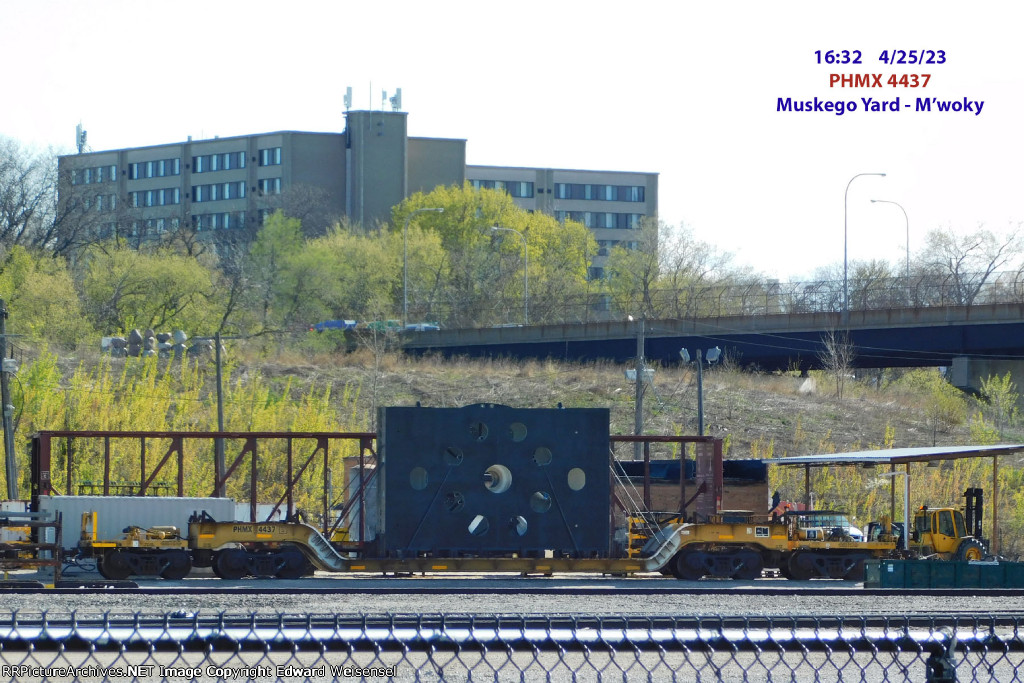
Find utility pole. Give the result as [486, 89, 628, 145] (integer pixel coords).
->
[195, 332, 238, 498]
[214, 331, 225, 497]
[633, 318, 645, 461]
[0, 300, 17, 499]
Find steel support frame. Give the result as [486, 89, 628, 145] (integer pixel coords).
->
[30, 431, 376, 533]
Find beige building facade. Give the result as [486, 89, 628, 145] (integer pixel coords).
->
[59, 111, 657, 272]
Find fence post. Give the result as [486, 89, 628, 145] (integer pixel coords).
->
[925, 628, 957, 682]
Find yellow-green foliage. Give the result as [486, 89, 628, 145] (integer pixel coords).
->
[4, 352, 361, 514]
[0, 246, 95, 346]
[750, 436, 774, 459]
[897, 368, 968, 440]
[80, 242, 220, 333]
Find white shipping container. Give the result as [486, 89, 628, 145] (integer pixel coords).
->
[37, 495, 236, 549]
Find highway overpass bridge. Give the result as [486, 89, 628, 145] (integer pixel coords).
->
[402, 303, 1024, 390]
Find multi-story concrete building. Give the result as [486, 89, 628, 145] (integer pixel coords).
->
[58, 111, 656, 272]
[465, 165, 658, 276]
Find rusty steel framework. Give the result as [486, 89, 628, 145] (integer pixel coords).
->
[28, 430, 721, 549]
[29, 431, 375, 540]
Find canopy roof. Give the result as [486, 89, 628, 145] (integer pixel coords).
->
[764, 444, 1024, 467]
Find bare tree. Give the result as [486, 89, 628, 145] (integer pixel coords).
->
[914, 226, 1022, 306]
[820, 329, 855, 401]
[0, 137, 60, 250]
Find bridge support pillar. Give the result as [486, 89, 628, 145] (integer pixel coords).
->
[950, 356, 1024, 394]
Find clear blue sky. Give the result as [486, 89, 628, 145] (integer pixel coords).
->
[3, 1, 1022, 280]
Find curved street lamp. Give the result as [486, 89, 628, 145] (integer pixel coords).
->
[870, 199, 910, 304]
[844, 173, 886, 319]
[491, 225, 529, 325]
[403, 207, 444, 327]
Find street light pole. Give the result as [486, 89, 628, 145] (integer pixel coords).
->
[491, 226, 529, 325]
[681, 346, 720, 436]
[870, 199, 910, 304]
[403, 207, 444, 328]
[844, 172, 886, 320]
[696, 350, 706, 436]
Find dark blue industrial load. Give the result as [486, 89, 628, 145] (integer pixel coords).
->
[377, 404, 610, 558]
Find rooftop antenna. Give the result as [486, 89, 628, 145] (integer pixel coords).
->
[343, 86, 352, 111]
[381, 89, 388, 110]
[389, 88, 402, 111]
[75, 122, 88, 154]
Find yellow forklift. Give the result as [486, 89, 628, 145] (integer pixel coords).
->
[909, 487, 988, 561]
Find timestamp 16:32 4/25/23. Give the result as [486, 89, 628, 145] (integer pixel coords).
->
[814, 49, 947, 65]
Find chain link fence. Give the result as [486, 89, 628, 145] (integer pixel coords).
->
[399, 270, 1024, 329]
[0, 611, 1021, 681]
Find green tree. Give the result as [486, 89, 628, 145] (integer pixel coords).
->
[395, 184, 596, 326]
[244, 212, 308, 331]
[896, 369, 968, 445]
[979, 371, 1019, 437]
[0, 245, 94, 347]
[80, 241, 219, 334]
[604, 218, 660, 318]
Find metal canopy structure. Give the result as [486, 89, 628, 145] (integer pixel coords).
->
[764, 444, 1024, 554]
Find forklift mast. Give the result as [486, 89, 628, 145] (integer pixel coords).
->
[964, 487, 983, 539]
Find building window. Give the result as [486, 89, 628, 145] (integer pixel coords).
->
[192, 182, 244, 202]
[604, 186, 616, 201]
[509, 181, 534, 198]
[258, 178, 281, 195]
[74, 164, 118, 184]
[629, 186, 645, 202]
[556, 183, 570, 199]
[259, 147, 282, 166]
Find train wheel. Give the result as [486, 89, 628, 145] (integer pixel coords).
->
[213, 549, 248, 580]
[733, 551, 764, 580]
[161, 550, 193, 580]
[786, 552, 815, 581]
[956, 539, 986, 562]
[671, 550, 705, 581]
[275, 550, 309, 579]
[98, 550, 132, 580]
